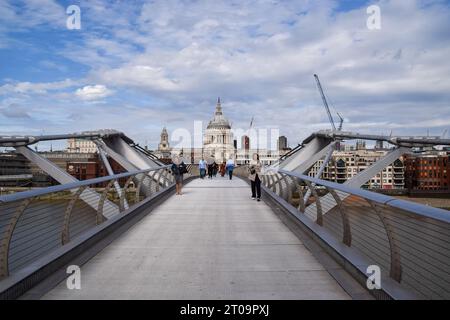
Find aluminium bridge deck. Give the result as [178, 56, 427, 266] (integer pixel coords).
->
[42, 177, 349, 299]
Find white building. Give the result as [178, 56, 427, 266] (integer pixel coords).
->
[236, 148, 281, 166]
[67, 138, 97, 153]
[154, 127, 172, 159]
[162, 97, 287, 165]
[308, 149, 405, 189]
[203, 97, 235, 162]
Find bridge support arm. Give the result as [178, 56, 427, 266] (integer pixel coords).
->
[96, 142, 129, 210]
[14, 145, 118, 216]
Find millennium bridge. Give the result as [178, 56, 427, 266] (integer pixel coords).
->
[0, 129, 449, 300]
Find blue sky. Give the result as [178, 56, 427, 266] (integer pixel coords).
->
[1, 0, 450, 150]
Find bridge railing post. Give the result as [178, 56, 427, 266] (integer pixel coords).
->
[120, 175, 136, 210]
[0, 198, 34, 280]
[62, 186, 88, 245]
[325, 187, 352, 247]
[295, 178, 306, 212]
[366, 200, 402, 282]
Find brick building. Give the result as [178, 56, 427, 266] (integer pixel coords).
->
[404, 153, 450, 191]
[67, 157, 126, 186]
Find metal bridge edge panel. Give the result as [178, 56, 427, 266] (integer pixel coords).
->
[257, 182, 422, 300]
[0, 176, 196, 300]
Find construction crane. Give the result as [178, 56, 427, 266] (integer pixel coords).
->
[336, 112, 344, 131]
[314, 74, 343, 131]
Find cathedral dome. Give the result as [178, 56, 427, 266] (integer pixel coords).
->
[206, 97, 231, 130]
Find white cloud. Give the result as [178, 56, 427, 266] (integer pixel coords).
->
[0, 103, 31, 119]
[0, 79, 76, 95]
[0, 0, 66, 39]
[75, 85, 114, 101]
[1, 0, 450, 147]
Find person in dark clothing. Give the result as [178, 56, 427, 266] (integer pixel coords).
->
[212, 161, 218, 177]
[248, 153, 262, 201]
[208, 162, 214, 179]
[171, 155, 186, 195]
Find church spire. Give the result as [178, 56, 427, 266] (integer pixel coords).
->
[215, 97, 222, 115]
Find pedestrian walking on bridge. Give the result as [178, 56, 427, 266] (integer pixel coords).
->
[171, 155, 187, 195]
[199, 157, 207, 179]
[226, 156, 235, 180]
[248, 153, 262, 201]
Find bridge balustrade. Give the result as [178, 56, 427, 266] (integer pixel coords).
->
[234, 165, 450, 299]
[0, 165, 198, 281]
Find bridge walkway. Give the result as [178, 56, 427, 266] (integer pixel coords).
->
[42, 176, 350, 299]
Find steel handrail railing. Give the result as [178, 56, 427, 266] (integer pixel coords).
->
[0, 165, 172, 204]
[0, 164, 198, 280]
[274, 169, 450, 224]
[234, 165, 450, 299]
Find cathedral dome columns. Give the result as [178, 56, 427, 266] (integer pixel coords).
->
[203, 98, 235, 162]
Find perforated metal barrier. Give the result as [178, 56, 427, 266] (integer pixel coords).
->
[235, 165, 450, 300]
[0, 165, 198, 280]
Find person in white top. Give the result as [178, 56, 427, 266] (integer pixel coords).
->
[225, 156, 235, 180]
[198, 157, 207, 179]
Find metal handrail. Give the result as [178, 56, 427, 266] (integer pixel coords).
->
[0, 165, 172, 204]
[239, 165, 450, 299]
[274, 168, 450, 224]
[241, 167, 450, 299]
[0, 163, 199, 281]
